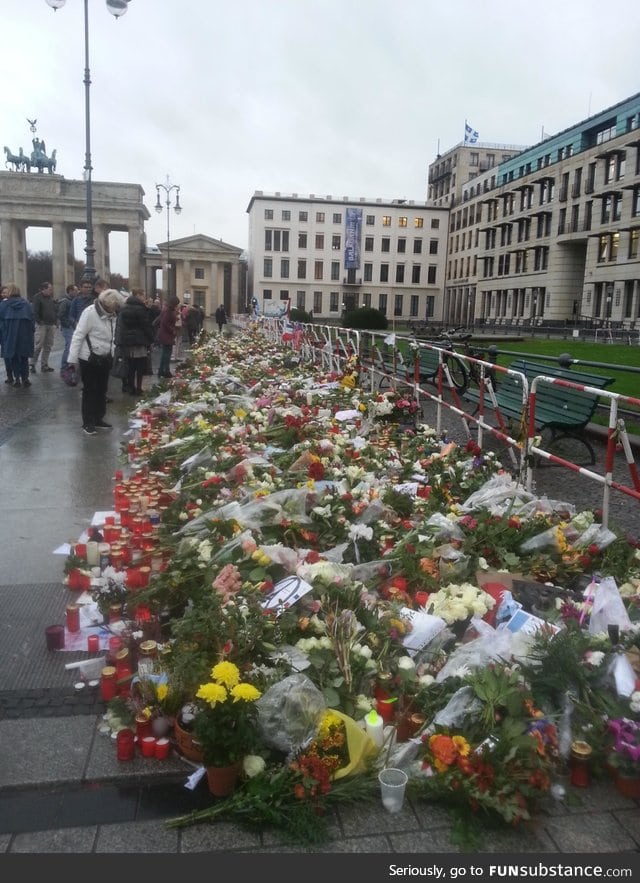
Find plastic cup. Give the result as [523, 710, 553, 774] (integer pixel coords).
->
[140, 736, 156, 758]
[154, 737, 170, 760]
[45, 624, 65, 651]
[378, 767, 408, 813]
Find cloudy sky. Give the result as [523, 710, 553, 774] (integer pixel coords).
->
[3, 0, 638, 276]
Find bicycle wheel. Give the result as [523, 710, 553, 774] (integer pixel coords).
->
[444, 354, 468, 390]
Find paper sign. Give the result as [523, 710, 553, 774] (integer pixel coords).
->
[394, 482, 419, 497]
[261, 575, 313, 613]
[504, 609, 559, 636]
[335, 409, 360, 421]
[400, 607, 447, 655]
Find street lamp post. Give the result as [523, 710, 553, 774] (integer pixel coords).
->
[45, 0, 131, 286]
[154, 175, 182, 298]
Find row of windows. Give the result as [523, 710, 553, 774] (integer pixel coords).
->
[262, 207, 440, 229]
[265, 230, 440, 254]
[598, 229, 640, 262]
[262, 289, 436, 319]
[262, 258, 438, 284]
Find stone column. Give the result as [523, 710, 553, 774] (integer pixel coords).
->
[94, 225, 109, 280]
[127, 227, 144, 289]
[230, 261, 239, 316]
[179, 260, 191, 299]
[51, 222, 70, 297]
[1, 220, 28, 295]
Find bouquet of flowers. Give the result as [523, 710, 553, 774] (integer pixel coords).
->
[369, 391, 419, 424]
[607, 717, 640, 777]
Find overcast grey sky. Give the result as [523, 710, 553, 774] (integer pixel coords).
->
[3, 0, 639, 276]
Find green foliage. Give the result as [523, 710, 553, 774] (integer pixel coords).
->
[289, 307, 312, 323]
[342, 307, 388, 330]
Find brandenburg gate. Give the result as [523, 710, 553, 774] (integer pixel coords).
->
[0, 170, 149, 295]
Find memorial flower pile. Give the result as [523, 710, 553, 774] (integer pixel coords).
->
[63, 326, 640, 845]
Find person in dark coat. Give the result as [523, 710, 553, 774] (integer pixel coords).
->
[114, 288, 155, 396]
[215, 304, 227, 334]
[0, 283, 35, 387]
[156, 295, 179, 379]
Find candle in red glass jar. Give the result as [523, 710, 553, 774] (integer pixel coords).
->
[65, 603, 80, 633]
[100, 666, 117, 702]
[570, 741, 592, 787]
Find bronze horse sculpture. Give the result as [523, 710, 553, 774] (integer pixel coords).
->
[30, 148, 57, 174]
[4, 146, 31, 171]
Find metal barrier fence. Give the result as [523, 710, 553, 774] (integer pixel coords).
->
[261, 319, 640, 527]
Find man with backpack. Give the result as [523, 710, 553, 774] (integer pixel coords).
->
[57, 283, 78, 371]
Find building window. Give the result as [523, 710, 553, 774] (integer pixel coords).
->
[378, 292, 387, 314]
[364, 236, 374, 251]
[194, 268, 204, 280]
[269, 230, 289, 251]
[329, 292, 339, 312]
[397, 238, 406, 253]
[265, 230, 272, 251]
[363, 263, 373, 282]
[331, 261, 340, 281]
[411, 265, 421, 284]
[263, 289, 272, 300]
[313, 290, 322, 313]
[414, 217, 424, 228]
[314, 261, 323, 280]
[427, 265, 437, 284]
[282, 210, 291, 221]
[366, 214, 375, 225]
[395, 265, 405, 283]
[394, 294, 403, 316]
[279, 290, 289, 302]
[315, 233, 324, 249]
[429, 239, 439, 255]
[263, 257, 272, 277]
[470, 152, 479, 166]
[413, 239, 422, 254]
[296, 290, 305, 310]
[398, 217, 408, 227]
[380, 264, 389, 282]
[316, 212, 325, 223]
[298, 232, 307, 248]
[280, 258, 289, 278]
[632, 187, 640, 217]
[264, 209, 273, 219]
[299, 211, 308, 222]
[629, 228, 639, 259]
[410, 295, 419, 317]
[381, 237, 390, 252]
[332, 212, 342, 224]
[382, 216, 391, 226]
[363, 292, 371, 308]
[332, 234, 341, 250]
[297, 259, 306, 279]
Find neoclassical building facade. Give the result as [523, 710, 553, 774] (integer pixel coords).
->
[0, 172, 149, 295]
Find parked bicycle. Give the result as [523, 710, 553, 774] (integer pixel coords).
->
[410, 328, 492, 393]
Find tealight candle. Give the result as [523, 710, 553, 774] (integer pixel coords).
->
[364, 709, 384, 748]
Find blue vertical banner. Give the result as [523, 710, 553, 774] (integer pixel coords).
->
[344, 207, 362, 270]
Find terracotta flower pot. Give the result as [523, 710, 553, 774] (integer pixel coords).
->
[206, 762, 241, 798]
[173, 718, 204, 764]
[614, 772, 640, 799]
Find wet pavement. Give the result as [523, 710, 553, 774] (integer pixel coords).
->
[0, 329, 638, 856]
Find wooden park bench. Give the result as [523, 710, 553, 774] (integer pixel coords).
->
[464, 358, 615, 465]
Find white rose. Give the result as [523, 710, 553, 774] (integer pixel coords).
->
[243, 755, 266, 778]
[629, 691, 640, 714]
[419, 674, 435, 686]
[397, 656, 416, 671]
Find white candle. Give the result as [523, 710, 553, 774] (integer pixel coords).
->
[86, 541, 100, 567]
[365, 709, 384, 748]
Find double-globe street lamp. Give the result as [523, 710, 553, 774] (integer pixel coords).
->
[154, 175, 182, 298]
[45, 0, 132, 286]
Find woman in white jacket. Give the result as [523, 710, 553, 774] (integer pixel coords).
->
[68, 288, 121, 436]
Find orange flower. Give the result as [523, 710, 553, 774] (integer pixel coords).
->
[429, 734, 457, 771]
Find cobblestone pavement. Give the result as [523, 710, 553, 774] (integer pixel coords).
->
[0, 333, 638, 857]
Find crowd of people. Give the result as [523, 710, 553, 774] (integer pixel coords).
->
[0, 278, 215, 435]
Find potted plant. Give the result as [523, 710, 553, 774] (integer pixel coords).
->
[607, 717, 640, 798]
[193, 661, 262, 796]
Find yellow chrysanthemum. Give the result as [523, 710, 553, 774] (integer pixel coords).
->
[211, 660, 240, 688]
[196, 682, 228, 707]
[318, 710, 342, 739]
[156, 683, 168, 702]
[230, 682, 261, 703]
[452, 735, 471, 757]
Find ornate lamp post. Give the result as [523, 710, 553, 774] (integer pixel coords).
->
[45, 0, 132, 286]
[154, 175, 182, 298]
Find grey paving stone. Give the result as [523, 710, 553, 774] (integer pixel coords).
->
[389, 829, 462, 853]
[474, 822, 558, 853]
[337, 798, 421, 836]
[9, 826, 96, 853]
[179, 820, 261, 852]
[95, 819, 179, 853]
[613, 810, 640, 847]
[411, 799, 457, 829]
[310, 835, 394, 853]
[544, 812, 638, 853]
[0, 833, 11, 853]
[85, 721, 188, 783]
[563, 781, 635, 814]
[261, 808, 341, 847]
[0, 716, 96, 788]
